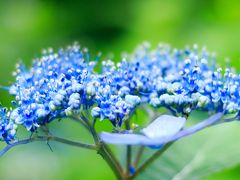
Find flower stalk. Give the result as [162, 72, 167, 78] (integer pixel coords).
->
[0, 135, 97, 157]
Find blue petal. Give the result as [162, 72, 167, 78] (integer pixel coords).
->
[100, 115, 186, 145]
[141, 115, 186, 138]
[100, 132, 151, 145]
[148, 144, 164, 149]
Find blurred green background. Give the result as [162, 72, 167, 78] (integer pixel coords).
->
[1, 0, 240, 179]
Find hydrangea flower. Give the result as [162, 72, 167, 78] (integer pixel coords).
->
[1, 42, 240, 145]
[1, 42, 240, 180]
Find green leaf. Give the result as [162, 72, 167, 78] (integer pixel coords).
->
[137, 122, 240, 180]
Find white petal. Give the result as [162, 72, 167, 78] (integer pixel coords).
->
[141, 115, 186, 138]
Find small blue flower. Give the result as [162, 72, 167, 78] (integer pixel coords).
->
[0, 106, 17, 143]
[91, 107, 101, 118]
[125, 95, 141, 107]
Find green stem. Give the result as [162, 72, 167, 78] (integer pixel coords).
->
[102, 142, 123, 174]
[125, 121, 132, 177]
[130, 143, 173, 179]
[79, 113, 124, 180]
[133, 146, 145, 168]
[0, 135, 97, 157]
[47, 136, 97, 150]
[126, 145, 132, 173]
[70, 116, 90, 131]
[80, 113, 99, 143]
[98, 143, 124, 180]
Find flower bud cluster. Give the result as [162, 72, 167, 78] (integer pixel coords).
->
[1, 43, 239, 143]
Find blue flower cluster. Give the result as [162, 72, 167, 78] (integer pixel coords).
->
[1, 42, 240, 143]
[0, 106, 17, 143]
[100, 43, 240, 118]
[9, 44, 96, 131]
[5, 43, 141, 139]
